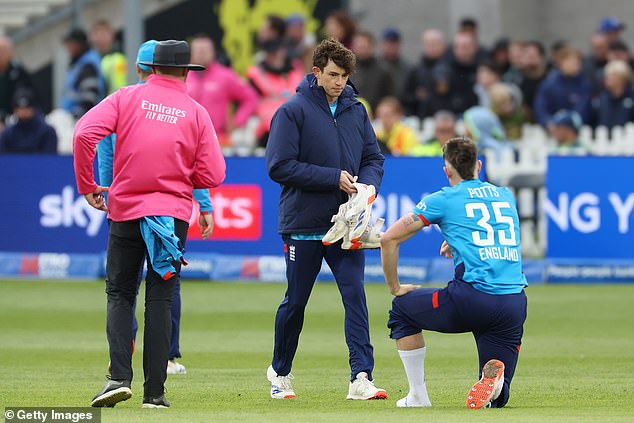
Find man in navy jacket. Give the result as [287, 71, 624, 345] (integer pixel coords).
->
[265, 38, 386, 401]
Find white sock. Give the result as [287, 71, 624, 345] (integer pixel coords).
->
[398, 347, 431, 405]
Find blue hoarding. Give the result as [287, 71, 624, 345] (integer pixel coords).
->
[0, 156, 450, 258]
[545, 157, 634, 259]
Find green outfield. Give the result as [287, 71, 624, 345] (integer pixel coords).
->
[1, 279, 633, 422]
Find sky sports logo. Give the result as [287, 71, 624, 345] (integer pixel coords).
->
[188, 184, 262, 240]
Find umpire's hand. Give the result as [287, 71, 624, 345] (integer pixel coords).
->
[199, 213, 214, 240]
[84, 186, 109, 211]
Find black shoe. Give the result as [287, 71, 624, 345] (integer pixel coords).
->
[91, 378, 132, 407]
[142, 394, 171, 408]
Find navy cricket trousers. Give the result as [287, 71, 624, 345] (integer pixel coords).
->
[388, 280, 527, 408]
[272, 236, 374, 381]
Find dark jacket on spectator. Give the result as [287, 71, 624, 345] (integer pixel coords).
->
[401, 56, 442, 119]
[533, 68, 592, 127]
[591, 85, 634, 129]
[442, 58, 479, 114]
[351, 57, 394, 110]
[61, 48, 105, 119]
[0, 111, 57, 153]
[0, 61, 33, 120]
[266, 74, 384, 234]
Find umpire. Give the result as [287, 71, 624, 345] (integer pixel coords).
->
[73, 40, 226, 408]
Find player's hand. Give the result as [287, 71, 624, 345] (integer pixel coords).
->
[391, 284, 421, 296]
[339, 170, 357, 195]
[440, 240, 453, 259]
[84, 186, 108, 211]
[199, 213, 214, 240]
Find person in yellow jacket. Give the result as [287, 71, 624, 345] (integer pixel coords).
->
[375, 96, 419, 155]
[91, 20, 127, 94]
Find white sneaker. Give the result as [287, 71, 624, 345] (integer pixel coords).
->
[346, 372, 388, 400]
[166, 359, 187, 375]
[342, 218, 384, 250]
[267, 365, 296, 399]
[396, 392, 432, 407]
[322, 203, 349, 245]
[346, 183, 376, 242]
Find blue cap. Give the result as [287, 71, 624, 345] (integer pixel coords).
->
[382, 27, 401, 41]
[598, 17, 625, 33]
[551, 109, 583, 133]
[286, 13, 305, 25]
[136, 40, 158, 71]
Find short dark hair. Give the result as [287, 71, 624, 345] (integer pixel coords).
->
[313, 38, 356, 74]
[460, 17, 478, 30]
[442, 137, 478, 180]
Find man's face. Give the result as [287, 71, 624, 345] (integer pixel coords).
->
[313, 60, 349, 99]
[435, 117, 456, 143]
[15, 106, 35, 121]
[522, 45, 543, 69]
[376, 102, 399, 128]
[559, 55, 581, 76]
[90, 25, 114, 54]
[64, 40, 81, 58]
[190, 38, 215, 66]
[422, 31, 446, 60]
[381, 40, 400, 61]
[453, 33, 476, 64]
[591, 33, 609, 60]
[352, 35, 374, 60]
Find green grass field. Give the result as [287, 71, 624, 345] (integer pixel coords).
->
[1, 279, 633, 422]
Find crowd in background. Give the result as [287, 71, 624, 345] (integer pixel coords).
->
[0, 11, 633, 156]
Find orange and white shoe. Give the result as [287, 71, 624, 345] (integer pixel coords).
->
[346, 372, 388, 400]
[342, 218, 384, 250]
[466, 359, 505, 409]
[267, 365, 296, 399]
[322, 203, 349, 246]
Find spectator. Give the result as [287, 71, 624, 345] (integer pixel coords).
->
[247, 37, 303, 147]
[534, 46, 592, 128]
[490, 38, 510, 75]
[351, 31, 395, 110]
[401, 29, 447, 119]
[519, 40, 548, 121]
[443, 31, 480, 114]
[257, 15, 287, 44]
[591, 60, 634, 130]
[90, 20, 127, 94]
[583, 32, 610, 95]
[374, 96, 419, 156]
[474, 60, 502, 108]
[187, 34, 258, 145]
[488, 82, 528, 141]
[549, 109, 585, 155]
[458, 17, 489, 63]
[0, 89, 57, 154]
[285, 14, 316, 71]
[607, 40, 634, 69]
[412, 110, 458, 156]
[378, 27, 409, 95]
[463, 106, 510, 154]
[503, 40, 525, 84]
[324, 10, 356, 49]
[549, 39, 570, 68]
[597, 17, 626, 43]
[0, 36, 33, 123]
[62, 29, 105, 119]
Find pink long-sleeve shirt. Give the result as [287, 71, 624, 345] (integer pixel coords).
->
[73, 74, 226, 223]
[186, 62, 258, 135]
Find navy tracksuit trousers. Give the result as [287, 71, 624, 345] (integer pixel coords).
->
[272, 236, 374, 381]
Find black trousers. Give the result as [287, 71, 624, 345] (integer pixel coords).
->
[105, 218, 188, 398]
